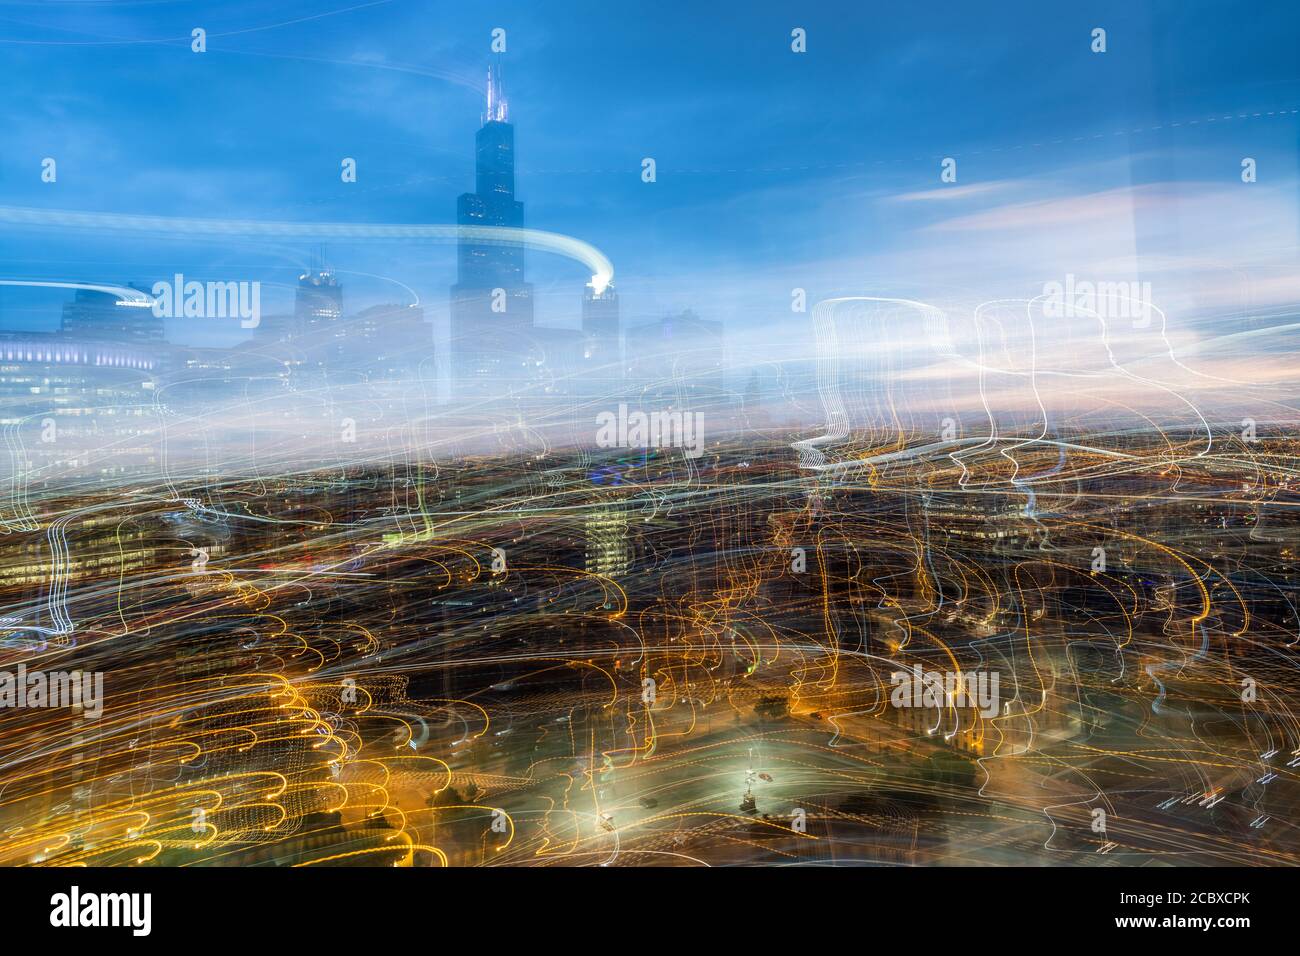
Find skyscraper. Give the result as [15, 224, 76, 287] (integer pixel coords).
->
[290, 265, 344, 370]
[450, 65, 535, 400]
[294, 267, 343, 339]
[581, 283, 621, 398]
[59, 286, 163, 345]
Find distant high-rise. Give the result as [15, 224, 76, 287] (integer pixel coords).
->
[60, 286, 164, 345]
[294, 268, 343, 338]
[349, 303, 430, 380]
[450, 65, 535, 399]
[0, 332, 158, 479]
[581, 283, 621, 395]
[293, 266, 344, 367]
[584, 501, 631, 579]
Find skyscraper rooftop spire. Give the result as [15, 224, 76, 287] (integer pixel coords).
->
[485, 62, 508, 124]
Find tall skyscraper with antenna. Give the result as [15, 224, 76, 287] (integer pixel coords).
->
[450, 64, 535, 400]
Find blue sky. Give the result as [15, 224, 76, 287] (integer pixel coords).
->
[1, 0, 1297, 355]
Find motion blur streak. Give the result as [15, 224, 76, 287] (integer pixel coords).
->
[0, 206, 614, 296]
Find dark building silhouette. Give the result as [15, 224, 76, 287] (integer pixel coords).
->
[581, 283, 621, 397]
[348, 303, 430, 380]
[450, 65, 536, 400]
[295, 267, 343, 342]
[247, 265, 344, 372]
[59, 286, 163, 345]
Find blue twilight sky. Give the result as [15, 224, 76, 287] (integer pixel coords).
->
[0, 0, 1298, 354]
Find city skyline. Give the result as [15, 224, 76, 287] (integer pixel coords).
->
[1, 2, 1296, 362]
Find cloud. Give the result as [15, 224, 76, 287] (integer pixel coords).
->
[922, 184, 1181, 233]
[891, 182, 1016, 203]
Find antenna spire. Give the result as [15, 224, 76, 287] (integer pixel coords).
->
[485, 62, 508, 123]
